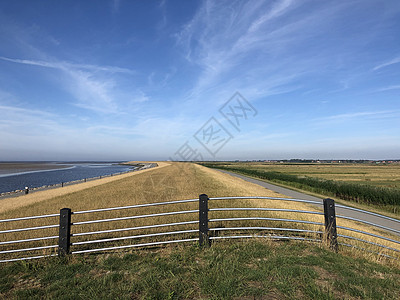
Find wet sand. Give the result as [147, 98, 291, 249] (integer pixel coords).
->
[0, 162, 69, 176]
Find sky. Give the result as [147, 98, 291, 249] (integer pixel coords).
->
[0, 0, 399, 161]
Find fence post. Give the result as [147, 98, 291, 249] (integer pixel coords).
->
[199, 194, 210, 247]
[58, 208, 72, 256]
[323, 198, 338, 252]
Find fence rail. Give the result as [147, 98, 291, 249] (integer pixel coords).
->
[1, 195, 399, 263]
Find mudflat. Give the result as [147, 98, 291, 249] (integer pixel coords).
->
[0, 162, 69, 176]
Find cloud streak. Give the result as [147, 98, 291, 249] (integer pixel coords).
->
[175, 0, 304, 103]
[248, 0, 295, 32]
[375, 85, 400, 92]
[0, 56, 140, 114]
[0, 56, 136, 74]
[313, 110, 400, 124]
[174, 0, 358, 106]
[372, 56, 400, 71]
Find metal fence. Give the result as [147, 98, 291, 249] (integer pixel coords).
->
[1, 195, 399, 263]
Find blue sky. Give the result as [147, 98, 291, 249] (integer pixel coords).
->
[0, 0, 399, 161]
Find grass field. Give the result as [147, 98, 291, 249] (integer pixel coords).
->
[200, 162, 400, 214]
[1, 239, 400, 299]
[1, 162, 290, 261]
[1, 162, 400, 298]
[231, 162, 400, 189]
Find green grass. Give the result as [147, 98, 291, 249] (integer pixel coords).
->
[1, 239, 399, 299]
[225, 162, 400, 189]
[200, 163, 400, 214]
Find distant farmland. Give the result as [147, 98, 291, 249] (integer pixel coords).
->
[200, 162, 400, 213]
[245, 162, 400, 189]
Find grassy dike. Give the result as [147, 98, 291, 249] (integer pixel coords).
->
[1, 162, 400, 299]
[1, 239, 400, 299]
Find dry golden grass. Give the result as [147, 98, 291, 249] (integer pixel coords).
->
[1, 162, 399, 264]
[238, 162, 400, 189]
[0, 162, 170, 214]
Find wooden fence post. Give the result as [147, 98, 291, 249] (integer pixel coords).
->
[323, 198, 338, 252]
[58, 208, 72, 256]
[199, 194, 210, 247]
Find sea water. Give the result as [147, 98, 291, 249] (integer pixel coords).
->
[0, 163, 135, 194]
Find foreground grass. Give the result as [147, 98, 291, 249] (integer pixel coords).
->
[1, 239, 399, 299]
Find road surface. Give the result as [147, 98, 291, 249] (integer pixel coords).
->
[218, 170, 400, 237]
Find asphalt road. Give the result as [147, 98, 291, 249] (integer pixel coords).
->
[218, 170, 400, 237]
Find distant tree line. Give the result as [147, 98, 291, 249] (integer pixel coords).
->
[201, 164, 400, 207]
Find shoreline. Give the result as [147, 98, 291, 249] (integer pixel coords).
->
[0, 162, 167, 214]
[0, 162, 72, 176]
[0, 162, 156, 198]
[0, 161, 130, 177]
[0, 165, 76, 178]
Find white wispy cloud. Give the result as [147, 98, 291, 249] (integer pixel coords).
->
[314, 110, 400, 123]
[0, 56, 135, 74]
[86, 125, 137, 136]
[174, 0, 301, 102]
[0, 104, 64, 138]
[372, 56, 400, 71]
[0, 56, 139, 114]
[375, 85, 400, 92]
[156, 0, 168, 30]
[0, 105, 133, 160]
[63, 69, 119, 113]
[0, 104, 56, 119]
[248, 0, 295, 32]
[111, 0, 122, 14]
[174, 0, 354, 105]
[0, 102, 164, 160]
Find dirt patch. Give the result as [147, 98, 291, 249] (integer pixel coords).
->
[247, 281, 264, 289]
[12, 277, 42, 290]
[312, 266, 348, 299]
[313, 265, 338, 282]
[233, 288, 284, 300]
[88, 268, 111, 278]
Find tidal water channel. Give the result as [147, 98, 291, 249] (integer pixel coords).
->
[0, 162, 135, 194]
